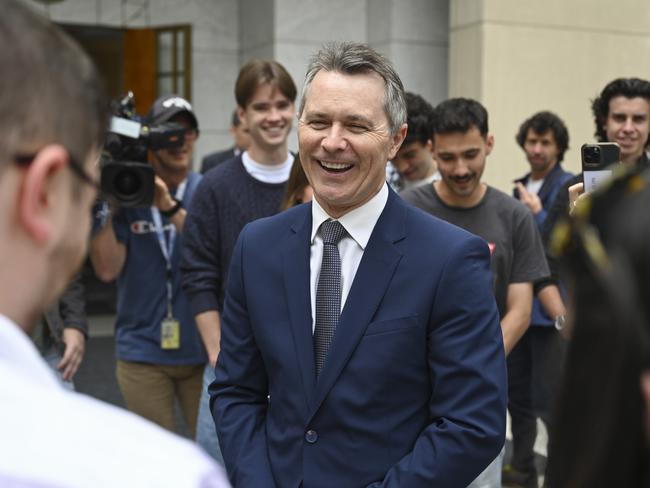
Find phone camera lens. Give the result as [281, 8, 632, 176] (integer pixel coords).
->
[584, 146, 600, 165]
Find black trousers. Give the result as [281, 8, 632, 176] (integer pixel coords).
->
[507, 326, 567, 482]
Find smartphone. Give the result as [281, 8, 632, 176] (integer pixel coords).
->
[581, 143, 620, 192]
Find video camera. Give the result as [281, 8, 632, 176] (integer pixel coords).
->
[101, 92, 185, 207]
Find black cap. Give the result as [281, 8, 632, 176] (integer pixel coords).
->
[147, 94, 198, 129]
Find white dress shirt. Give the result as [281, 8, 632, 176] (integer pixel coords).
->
[0, 314, 229, 488]
[309, 183, 389, 332]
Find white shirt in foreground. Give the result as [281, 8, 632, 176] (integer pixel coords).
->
[0, 314, 229, 488]
[309, 182, 389, 332]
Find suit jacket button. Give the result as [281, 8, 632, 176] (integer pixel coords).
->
[305, 430, 318, 443]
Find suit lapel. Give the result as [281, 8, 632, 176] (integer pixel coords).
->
[308, 191, 406, 421]
[283, 206, 317, 410]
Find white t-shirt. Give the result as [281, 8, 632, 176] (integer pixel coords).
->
[241, 150, 293, 183]
[0, 314, 229, 488]
[526, 177, 544, 195]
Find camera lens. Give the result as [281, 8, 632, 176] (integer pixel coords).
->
[113, 169, 142, 197]
[100, 161, 155, 207]
[584, 146, 601, 165]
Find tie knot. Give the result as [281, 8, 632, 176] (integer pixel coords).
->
[320, 220, 347, 245]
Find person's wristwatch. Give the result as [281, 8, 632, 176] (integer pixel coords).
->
[160, 197, 182, 218]
[554, 315, 566, 331]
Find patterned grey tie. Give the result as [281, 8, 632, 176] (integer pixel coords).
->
[314, 220, 347, 376]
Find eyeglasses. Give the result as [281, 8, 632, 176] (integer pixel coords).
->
[13, 151, 100, 191]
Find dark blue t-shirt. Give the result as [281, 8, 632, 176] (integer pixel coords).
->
[111, 171, 206, 365]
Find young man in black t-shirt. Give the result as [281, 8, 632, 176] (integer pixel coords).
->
[402, 97, 549, 488]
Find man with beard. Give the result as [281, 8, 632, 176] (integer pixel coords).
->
[503, 111, 574, 487]
[91, 95, 207, 437]
[0, 2, 227, 485]
[402, 97, 549, 488]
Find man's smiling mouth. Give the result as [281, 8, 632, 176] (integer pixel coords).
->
[319, 160, 353, 173]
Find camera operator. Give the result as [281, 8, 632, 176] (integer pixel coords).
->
[90, 95, 207, 436]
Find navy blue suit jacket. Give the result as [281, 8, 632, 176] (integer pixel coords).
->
[211, 189, 507, 487]
[513, 163, 574, 231]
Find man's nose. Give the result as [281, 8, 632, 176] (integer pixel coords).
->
[622, 117, 635, 132]
[267, 106, 282, 122]
[453, 159, 470, 175]
[321, 126, 347, 152]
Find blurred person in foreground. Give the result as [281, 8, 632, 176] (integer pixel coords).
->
[546, 166, 650, 488]
[211, 41, 506, 487]
[0, 2, 227, 485]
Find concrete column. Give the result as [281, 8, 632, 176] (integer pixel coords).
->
[240, 0, 275, 62]
[369, 0, 449, 106]
[231, 0, 370, 152]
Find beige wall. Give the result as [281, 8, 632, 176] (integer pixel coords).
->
[450, 0, 650, 192]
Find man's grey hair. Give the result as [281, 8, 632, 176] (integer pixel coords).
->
[298, 42, 407, 135]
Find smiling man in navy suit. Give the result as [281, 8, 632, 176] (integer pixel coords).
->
[211, 42, 507, 488]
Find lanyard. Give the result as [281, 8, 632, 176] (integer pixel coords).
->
[151, 179, 188, 318]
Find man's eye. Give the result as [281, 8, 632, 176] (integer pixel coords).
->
[309, 121, 328, 129]
[348, 124, 367, 133]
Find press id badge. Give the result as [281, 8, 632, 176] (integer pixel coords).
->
[161, 317, 181, 349]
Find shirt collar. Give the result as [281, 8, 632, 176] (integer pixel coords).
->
[311, 182, 389, 250]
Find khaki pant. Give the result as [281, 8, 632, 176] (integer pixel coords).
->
[116, 360, 203, 436]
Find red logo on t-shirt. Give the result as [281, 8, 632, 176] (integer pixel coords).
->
[487, 242, 496, 256]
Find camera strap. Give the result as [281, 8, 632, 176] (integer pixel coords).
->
[151, 179, 188, 319]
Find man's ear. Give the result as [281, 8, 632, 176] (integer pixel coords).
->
[388, 123, 408, 160]
[485, 133, 495, 156]
[236, 106, 248, 130]
[18, 144, 69, 244]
